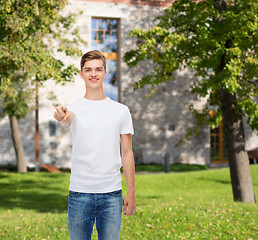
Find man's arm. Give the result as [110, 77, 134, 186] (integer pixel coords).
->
[120, 133, 136, 215]
[53, 106, 74, 128]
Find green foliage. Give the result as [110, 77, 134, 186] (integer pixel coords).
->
[0, 73, 32, 119]
[0, 166, 257, 239]
[124, 0, 258, 130]
[0, 0, 86, 118]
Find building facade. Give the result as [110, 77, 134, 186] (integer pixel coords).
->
[0, 0, 257, 169]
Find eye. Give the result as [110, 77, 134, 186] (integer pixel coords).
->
[97, 69, 102, 72]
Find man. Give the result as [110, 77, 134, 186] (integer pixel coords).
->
[53, 50, 136, 240]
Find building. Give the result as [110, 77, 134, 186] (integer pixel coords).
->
[0, 0, 257, 169]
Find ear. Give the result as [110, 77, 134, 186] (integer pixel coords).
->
[80, 71, 83, 79]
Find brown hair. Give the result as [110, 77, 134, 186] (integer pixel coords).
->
[80, 50, 106, 71]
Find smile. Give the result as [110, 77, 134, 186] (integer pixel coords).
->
[90, 78, 98, 82]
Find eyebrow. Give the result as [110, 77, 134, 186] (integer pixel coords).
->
[84, 66, 104, 70]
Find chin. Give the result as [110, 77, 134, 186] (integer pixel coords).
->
[86, 84, 103, 89]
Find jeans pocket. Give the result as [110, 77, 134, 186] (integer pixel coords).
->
[69, 190, 80, 197]
[109, 189, 122, 197]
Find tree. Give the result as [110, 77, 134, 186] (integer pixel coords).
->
[0, 0, 85, 172]
[124, 0, 257, 203]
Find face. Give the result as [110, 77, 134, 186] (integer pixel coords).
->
[80, 59, 107, 90]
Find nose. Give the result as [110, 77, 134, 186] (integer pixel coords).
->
[91, 70, 97, 76]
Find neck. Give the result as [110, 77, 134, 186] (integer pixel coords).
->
[84, 89, 106, 101]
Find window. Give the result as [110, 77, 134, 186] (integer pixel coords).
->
[92, 18, 120, 101]
[209, 110, 228, 163]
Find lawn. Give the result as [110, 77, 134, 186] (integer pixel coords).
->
[0, 165, 257, 240]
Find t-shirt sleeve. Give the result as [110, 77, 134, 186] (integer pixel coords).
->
[66, 103, 74, 113]
[120, 107, 134, 135]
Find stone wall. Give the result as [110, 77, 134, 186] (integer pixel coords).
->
[75, 0, 173, 7]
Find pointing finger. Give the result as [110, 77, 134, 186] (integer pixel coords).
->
[56, 107, 65, 118]
[61, 106, 68, 113]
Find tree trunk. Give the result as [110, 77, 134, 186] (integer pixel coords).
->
[220, 89, 255, 203]
[9, 115, 27, 172]
[214, 0, 255, 203]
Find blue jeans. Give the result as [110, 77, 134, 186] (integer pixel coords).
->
[68, 190, 123, 240]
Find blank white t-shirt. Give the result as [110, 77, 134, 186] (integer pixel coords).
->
[66, 97, 134, 193]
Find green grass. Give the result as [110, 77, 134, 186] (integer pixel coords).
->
[134, 163, 209, 172]
[0, 166, 257, 240]
[1, 163, 209, 173]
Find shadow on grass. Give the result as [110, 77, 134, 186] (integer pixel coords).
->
[145, 195, 161, 199]
[0, 173, 69, 213]
[198, 177, 231, 185]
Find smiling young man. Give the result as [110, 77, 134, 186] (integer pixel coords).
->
[53, 50, 136, 240]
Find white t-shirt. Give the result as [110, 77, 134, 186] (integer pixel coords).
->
[66, 97, 134, 193]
